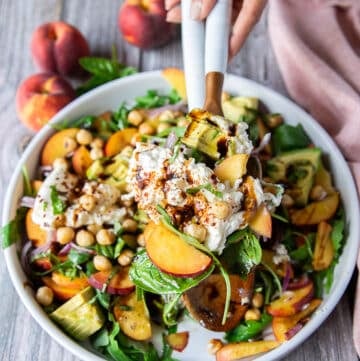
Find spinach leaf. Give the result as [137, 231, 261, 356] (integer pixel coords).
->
[67, 248, 91, 265]
[272, 124, 311, 155]
[50, 185, 66, 214]
[135, 90, 181, 109]
[222, 230, 262, 276]
[225, 312, 272, 342]
[130, 249, 214, 294]
[1, 207, 27, 249]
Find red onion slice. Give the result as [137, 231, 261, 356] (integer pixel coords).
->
[30, 229, 57, 259]
[20, 196, 35, 208]
[20, 240, 34, 276]
[58, 242, 96, 256]
[147, 101, 187, 118]
[285, 323, 303, 340]
[282, 262, 292, 291]
[165, 131, 178, 149]
[252, 133, 271, 155]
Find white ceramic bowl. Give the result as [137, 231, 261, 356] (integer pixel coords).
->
[3, 71, 360, 361]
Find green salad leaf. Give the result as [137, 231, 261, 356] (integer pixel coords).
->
[130, 249, 214, 294]
[1, 207, 27, 249]
[50, 185, 66, 215]
[135, 89, 181, 109]
[225, 312, 272, 342]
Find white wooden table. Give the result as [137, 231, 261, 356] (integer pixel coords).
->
[0, 1, 357, 360]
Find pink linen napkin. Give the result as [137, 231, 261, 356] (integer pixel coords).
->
[268, 0, 360, 355]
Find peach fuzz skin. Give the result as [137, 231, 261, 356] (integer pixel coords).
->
[16, 73, 75, 131]
[31, 21, 89, 76]
[118, 0, 175, 49]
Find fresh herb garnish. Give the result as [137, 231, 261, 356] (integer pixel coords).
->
[77, 47, 137, 96]
[225, 312, 272, 342]
[50, 185, 66, 215]
[186, 183, 223, 199]
[1, 207, 27, 249]
[135, 89, 181, 109]
[22, 165, 33, 196]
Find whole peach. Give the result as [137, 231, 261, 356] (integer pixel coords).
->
[31, 21, 90, 76]
[16, 73, 75, 131]
[118, 0, 176, 49]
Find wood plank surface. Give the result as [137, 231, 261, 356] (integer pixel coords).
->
[0, 1, 357, 361]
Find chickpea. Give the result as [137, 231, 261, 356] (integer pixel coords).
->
[64, 136, 77, 152]
[207, 339, 224, 355]
[252, 292, 264, 308]
[76, 129, 93, 145]
[310, 185, 327, 201]
[36, 286, 54, 306]
[281, 193, 295, 208]
[90, 137, 104, 149]
[76, 230, 95, 247]
[122, 218, 138, 233]
[244, 308, 261, 321]
[53, 214, 66, 228]
[122, 198, 134, 208]
[96, 229, 115, 246]
[122, 234, 137, 248]
[137, 233, 146, 247]
[157, 122, 171, 134]
[128, 109, 144, 126]
[93, 255, 112, 272]
[138, 122, 155, 135]
[53, 157, 68, 170]
[79, 194, 96, 212]
[184, 223, 207, 243]
[117, 249, 135, 266]
[209, 201, 231, 219]
[56, 227, 75, 245]
[87, 224, 102, 235]
[158, 110, 174, 122]
[90, 147, 104, 160]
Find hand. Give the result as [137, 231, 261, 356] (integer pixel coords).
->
[166, 0, 267, 59]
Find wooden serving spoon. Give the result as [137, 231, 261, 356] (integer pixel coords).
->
[181, 0, 232, 114]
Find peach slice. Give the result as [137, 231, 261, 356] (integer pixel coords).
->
[42, 277, 86, 301]
[267, 282, 314, 317]
[114, 292, 152, 341]
[312, 221, 334, 271]
[248, 204, 272, 238]
[166, 331, 189, 352]
[41, 128, 79, 166]
[183, 273, 254, 332]
[214, 154, 249, 186]
[162, 68, 187, 100]
[26, 208, 48, 247]
[104, 128, 138, 157]
[289, 192, 339, 226]
[272, 298, 322, 341]
[31, 180, 43, 195]
[216, 340, 281, 361]
[51, 271, 89, 290]
[88, 267, 135, 295]
[144, 222, 212, 278]
[72, 145, 93, 176]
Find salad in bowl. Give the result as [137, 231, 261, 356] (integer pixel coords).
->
[2, 69, 358, 361]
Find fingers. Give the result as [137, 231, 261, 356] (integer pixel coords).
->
[165, 0, 180, 11]
[229, 0, 267, 59]
[166, 1, 181, 23]
[196, 0, 217, 20]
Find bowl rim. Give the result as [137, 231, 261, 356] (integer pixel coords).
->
[3, 70, 360, 361]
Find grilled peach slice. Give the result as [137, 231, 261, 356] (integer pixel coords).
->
[31, 180, 43, 195]
[272, 298, 322, 341]
[104, 128, 138, 157]
[248, 204, 272, 238]
[312, 221, 334, 271]
[114, 292, 152, 341]
[41, 128, 79, 165]
[26, 208, 47, 247]
[166, 331, 189, 352]
[267, 282, 314, 317]
[42, 276, 87, 301]
[51, 271, 89, 289]
[72, 145, 93, 176]
[183, 273, 254, 332]
[144, 222, 212, 278]
[214, 154, 249, 186]
[289, 192, 339, 226]
[216, 340, 281, 361]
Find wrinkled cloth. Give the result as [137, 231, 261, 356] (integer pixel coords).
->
[268, 0, 360, 355]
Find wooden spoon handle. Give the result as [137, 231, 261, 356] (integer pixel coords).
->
[203, 72, 224, 115]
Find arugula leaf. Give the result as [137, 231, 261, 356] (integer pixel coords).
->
[272, 124, 311, 155]
[130, 249, 214, 294]
[330, 208, 345, 254]
[50, 185, 66, 214]
[186, 183, 223, 199]
[135, 90, 181, 109]
[222, 230, 262, 276]
[67, 248, 91, 265]
[225, 312, 272, 342]
[22, 165, 33, 196]
[111, 103, 130, 130]
[1, 207, 27, 249]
